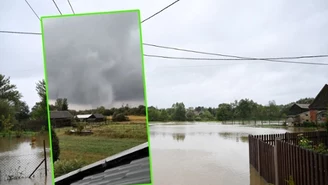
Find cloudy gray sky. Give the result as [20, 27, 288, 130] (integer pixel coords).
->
[1, 0, 328, 110]
[42, 11, 144, 110]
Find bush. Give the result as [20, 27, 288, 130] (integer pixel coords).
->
[112, 112, 129, 122]
[302, 121, 316, 127]
[54, 158, 86, 177]
[51, 128, 60, 163]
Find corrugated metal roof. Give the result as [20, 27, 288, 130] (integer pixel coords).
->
[71, 157, 150, 185]
[295, 103, 310, 109]
[50, 111, 73, 119]
[76, 114, 93, 119]
[93, 114, 105, 119]
[55, 143, 150, 185]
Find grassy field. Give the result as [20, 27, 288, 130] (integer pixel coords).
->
[107, 115, 146, 124]
[54, 116, 148, 177]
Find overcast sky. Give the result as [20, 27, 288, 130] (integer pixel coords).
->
[1, 0, 328, 110]
[42, 11, 144, 110]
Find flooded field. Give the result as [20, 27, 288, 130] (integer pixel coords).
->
[150, 122, 317, 185]
[0, 134, 52, 185]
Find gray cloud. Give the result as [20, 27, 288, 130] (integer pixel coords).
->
[42, 11, 144, 109]
[2, 0, 328, 110]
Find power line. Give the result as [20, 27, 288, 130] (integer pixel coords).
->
[24, 0, 40, 20]
[144, 54, 328, 66]
[143, 43, 328, 60]
[142, 0, 181, 23]
[51, 0, 62, 15]
[0, 30, 41, 35]
[67, 0, 75, 14]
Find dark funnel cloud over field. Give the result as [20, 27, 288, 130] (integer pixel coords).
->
[42, 11, 144, 109]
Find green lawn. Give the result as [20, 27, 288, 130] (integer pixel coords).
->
[53, 123, 149, 177]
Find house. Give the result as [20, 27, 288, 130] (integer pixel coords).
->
[75, 113, 106, 122]
[50, 111, 74, 127]
[309, 84, 328, 123]
[75, 114, 93, 122]
[294, 111, 311, 126]
[287, 103, 310, 125]
[288, 103, 310, 116]
[316, 111, 327, 124]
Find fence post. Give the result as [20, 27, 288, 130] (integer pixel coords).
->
[274, 138, 280, 185]
[257, 138, 261, 175]
[43, 140, 47, 177]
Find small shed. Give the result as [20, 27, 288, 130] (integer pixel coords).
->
[50, 111, 74, 127]
[75, 114, 93, 122]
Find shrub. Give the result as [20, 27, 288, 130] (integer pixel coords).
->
[112, 112, 129, 122]
[54, 158, 86, 177]
[51, 128, 60, 163]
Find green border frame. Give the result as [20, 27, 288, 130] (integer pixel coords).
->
[40, 9, 153, 185]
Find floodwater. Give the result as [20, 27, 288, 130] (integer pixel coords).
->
[0, 134, 52, 185]
[150, 122, 316, 185]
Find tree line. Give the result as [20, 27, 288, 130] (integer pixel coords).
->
[0, 74, 48, 133]
[148, 98, 314, 123]
[49, 98, 146, 117]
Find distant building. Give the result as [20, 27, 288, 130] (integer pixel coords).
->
[288, 103, 310, 116]
[75, 113, 106, 122]
[309, 84, 328, 123]
[294, 111, 311, 125]
[50, 111, 74, 127]
[316, 111, 327, 124]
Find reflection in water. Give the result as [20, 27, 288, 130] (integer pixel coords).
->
[0, 134, 52, 185]
[172, 133, 186, 141]
[150, 123, 314, 185]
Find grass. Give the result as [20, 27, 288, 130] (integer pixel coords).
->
[54, 121, 148, 177]
[0, 131, 39, 138]
[107, 115, 146, 124]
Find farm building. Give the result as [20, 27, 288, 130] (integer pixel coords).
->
[288, 103, 310, 115]
[75, 113, 106, 122]
[50, 111, 74, 127]
[316, 111, 327, 124]
[309, 84, 328, 123]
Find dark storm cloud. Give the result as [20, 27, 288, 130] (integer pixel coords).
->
[42, 11, 144, 108]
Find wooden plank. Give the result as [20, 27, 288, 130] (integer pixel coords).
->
[314, 152, 319, 185]
[323, 155, 328, 185]
[309, 151, 314, 185]
[306, 150, 310, 185]
[318, 154, 323, 185]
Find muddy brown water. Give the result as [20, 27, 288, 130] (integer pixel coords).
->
[0, 134, 52, 185]
[149, 122, 318, 185]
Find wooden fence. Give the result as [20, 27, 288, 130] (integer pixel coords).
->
[249, 131, 328, 185]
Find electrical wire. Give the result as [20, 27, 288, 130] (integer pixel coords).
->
[24, 0, 40, 20]
[144, 54, 328, 66]
[67, 0, 75, 14]
[143, 43, 328, 60]
[142, 0, 180, 23]
[51, 0, 62, 15]
[0, 30, 41, 35]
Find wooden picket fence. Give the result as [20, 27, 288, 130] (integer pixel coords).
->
[249, 131, 328, 185]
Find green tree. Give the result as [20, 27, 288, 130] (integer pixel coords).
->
[216, 103, 232, 123]
[160, 109, 170, 121]
[186, 108, 196, 121]
[0, 74, 22, 107]
[236, 99, 253, 124]
[172, 102, 186, 121]
[15, 101, 30, 122]
[296, 98, 314, 104]
[62, 98, 68, 111]
[30, 80, 48, 121]
[55, 98, 63, 110]
[148, 107, 161, 121]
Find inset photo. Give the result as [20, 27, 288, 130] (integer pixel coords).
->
[41, 10, 151, 185]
